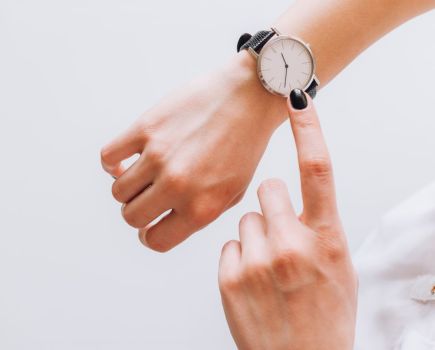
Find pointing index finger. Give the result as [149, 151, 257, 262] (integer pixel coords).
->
[288, 89, 338, 222]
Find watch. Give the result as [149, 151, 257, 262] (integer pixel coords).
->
[237, 28, 319, 98]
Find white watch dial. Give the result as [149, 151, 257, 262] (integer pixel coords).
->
[258, 36, 314, 96]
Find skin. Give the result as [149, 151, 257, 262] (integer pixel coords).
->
[101, 0, 435, 252]
[219, 94, 358, 350]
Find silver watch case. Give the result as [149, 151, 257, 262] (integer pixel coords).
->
[248, 28, 320, 97]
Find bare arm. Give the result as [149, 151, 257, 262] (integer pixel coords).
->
[101, 0, 434, 252]
[244, 0, 435, 126]
[275, 0, 434, 85]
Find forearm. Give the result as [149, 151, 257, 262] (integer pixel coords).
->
[102, 0, 434, 252]
[230, 0, 434, 129]
[274, 0, 435, 85]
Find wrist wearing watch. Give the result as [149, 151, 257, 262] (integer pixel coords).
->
[237, 27, 319, 99]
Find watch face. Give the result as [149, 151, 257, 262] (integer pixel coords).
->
[257, 36, 315, 97]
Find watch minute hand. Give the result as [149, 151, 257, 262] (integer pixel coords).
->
[284, 67, 288, 88]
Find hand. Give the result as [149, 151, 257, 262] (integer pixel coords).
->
[218, 90, 358, 350]
[101, 51, 288, 252]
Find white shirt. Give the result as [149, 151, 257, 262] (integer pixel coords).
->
[354, 182, 435, 349]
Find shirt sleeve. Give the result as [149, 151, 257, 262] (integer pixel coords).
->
[354, 181, 435, 350]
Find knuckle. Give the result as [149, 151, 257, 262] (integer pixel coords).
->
[310, 220, 341, 236]
[100, 145, 112, 165]
[127, 127, 148, 148]
[164, 168, 189, 193]
[239, 212, 261, 227]
[111, 181, 125, 203]
[144, 229, 176, 253]
[221, 239, 236, 253]
[300, 157, 332, 180]
[147, 240, 172, 253]
[325, 244, 345, 263]
[293, 114, 317, 129]
[219, 273, 242, 294]
[241, 262, 271, 285]
[188, 202, 221, 227]
[146, 145, 165, 167]
[122, 208, 143, 229]
[137, 127, 150, 144]
[129, 119, 150, 141]
[319, 235, 347, 263]
[271, 249, 301, 281]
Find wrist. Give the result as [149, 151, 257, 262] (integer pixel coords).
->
[226, 50, 289, 131]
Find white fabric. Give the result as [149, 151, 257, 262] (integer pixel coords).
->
[354, 182, 435, 349]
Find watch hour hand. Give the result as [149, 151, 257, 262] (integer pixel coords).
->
[281, 53, 289, 87]
[281, 53, 288, 66]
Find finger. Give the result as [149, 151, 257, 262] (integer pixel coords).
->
[257, 179, 300, 243]
[288, 89, 338, 222]
[111, 151, 156, 203]
[101, 127, 145, 178]
[238, 212, 267, 262]
[218, 240, 242, 286]
[138, 210, 195, 252]
[218, 240, 257, 350]
[121, 182, 170, 229]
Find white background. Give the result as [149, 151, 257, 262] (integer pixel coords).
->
[0, 1, 434, 349]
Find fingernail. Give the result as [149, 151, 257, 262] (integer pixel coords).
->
[290, 89, 307, 110]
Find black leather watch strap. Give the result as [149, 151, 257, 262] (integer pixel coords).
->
[237, 30, 275, 54]
[305, 79, 318, 99]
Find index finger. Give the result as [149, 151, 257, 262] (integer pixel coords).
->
[287, 89, 338, 222]
[100, 126, 145, 178]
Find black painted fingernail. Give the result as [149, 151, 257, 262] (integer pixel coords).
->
[290, 89, 307, 110]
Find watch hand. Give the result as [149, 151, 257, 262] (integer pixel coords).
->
[281, 53, 288, 66]
[284, 67, 288, 88]
[281, 53, 289, 87]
